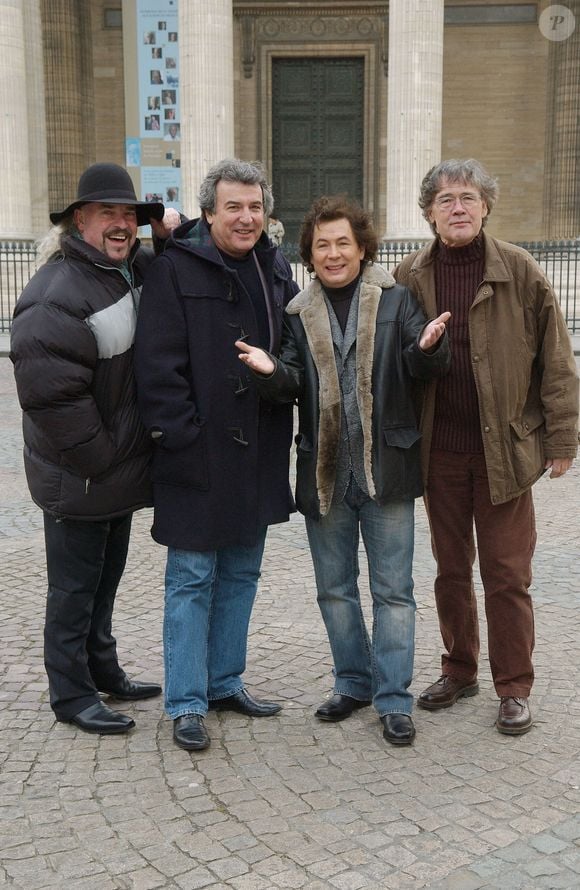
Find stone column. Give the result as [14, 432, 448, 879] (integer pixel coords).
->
[543, 15, 580, 238]
[0, 0, 44, 238]
[24, 0, 49, 236]
[385, 0, 444, 240]
[179, 1, 235, 215]
[40, 0, 95, 216]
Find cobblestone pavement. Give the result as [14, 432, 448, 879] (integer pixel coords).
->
[1, 353, 579, 890]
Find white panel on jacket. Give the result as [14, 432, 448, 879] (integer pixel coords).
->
[85, 290, 140, 359]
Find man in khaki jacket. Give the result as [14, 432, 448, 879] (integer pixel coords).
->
[395, 158, 578, 735]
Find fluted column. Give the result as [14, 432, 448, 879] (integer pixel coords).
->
[543, 17, 580, 238]
[385, 0, 444, 239]
[180, 1, 235, 215]
[0, 0, 36, 237]
[24, 0, 49, 236]
[40, 0, 95, 216]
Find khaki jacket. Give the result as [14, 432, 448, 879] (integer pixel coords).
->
[394, 231, 579, 504]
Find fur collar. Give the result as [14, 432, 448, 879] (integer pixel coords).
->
[286, 263, 395, 315]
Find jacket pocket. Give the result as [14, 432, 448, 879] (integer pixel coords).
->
[294, 433, 315, 476]
[383, 426, 422, 449]
[151, 426, 209, 490]
[376, 426, 423, 499]
[509, 412, 544, 487]
[294, 433, 318, 515]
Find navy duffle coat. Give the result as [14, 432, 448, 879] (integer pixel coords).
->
[135, 217, 299, 551]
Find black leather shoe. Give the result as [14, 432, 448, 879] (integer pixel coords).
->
[98, 677, 162, 701]
[208, 689, 282, 717]
[173, 715, 210, 750]
[315, 694, 372, 722]
[62, 702, 135, 734]
[381, 713, 416, 746]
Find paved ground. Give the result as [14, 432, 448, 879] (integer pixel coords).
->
[1, 351, 579, 890]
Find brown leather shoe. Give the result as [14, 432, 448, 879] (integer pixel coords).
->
[418, 675, 479, 710]
[496, 697, 532, 735]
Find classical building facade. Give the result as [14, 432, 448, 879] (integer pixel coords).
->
[3, 0, 579, 242]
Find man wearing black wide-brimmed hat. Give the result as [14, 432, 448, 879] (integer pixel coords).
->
[10, 163, 178, 735]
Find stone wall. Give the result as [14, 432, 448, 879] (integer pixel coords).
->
[91, 1, 126, 165]
[441, 13, 549, 241]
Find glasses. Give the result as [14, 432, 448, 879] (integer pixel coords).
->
[434, 193, 481, 210]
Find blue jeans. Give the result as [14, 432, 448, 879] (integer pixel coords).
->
[306, 489, 416, 716]
[163, 529, 267, 719]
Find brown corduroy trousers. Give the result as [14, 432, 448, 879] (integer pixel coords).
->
[424, 450, 536, 698]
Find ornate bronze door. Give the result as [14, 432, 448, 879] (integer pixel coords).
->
[272, 57, 364, 248]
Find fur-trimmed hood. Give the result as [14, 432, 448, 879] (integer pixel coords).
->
[285, 263, 395, 514]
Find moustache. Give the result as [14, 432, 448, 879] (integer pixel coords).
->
[104, 228, 133, 239]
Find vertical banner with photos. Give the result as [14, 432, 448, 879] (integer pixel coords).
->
[124, 0, 181, 217]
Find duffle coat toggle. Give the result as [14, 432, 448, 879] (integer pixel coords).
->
[228, 426, 249, 446]
[228, 374, 250, 396]
[228, 321, 250, 342]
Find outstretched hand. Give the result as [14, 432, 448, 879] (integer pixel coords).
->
[236, 340, 275, 376]
[420, 311, 451, 352]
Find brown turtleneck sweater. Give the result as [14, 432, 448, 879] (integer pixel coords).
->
[432, 233, 485, 453]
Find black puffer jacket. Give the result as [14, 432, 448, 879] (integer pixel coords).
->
[10, 236, 153, 520]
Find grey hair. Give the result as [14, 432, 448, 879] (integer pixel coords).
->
[419, 159, 499, 234]
[35, 217, 77, 268]
[198, 157, 274, 217]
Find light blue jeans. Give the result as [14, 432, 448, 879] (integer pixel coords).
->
[163, 529, 267, 719]
[306, 487, 416, 716]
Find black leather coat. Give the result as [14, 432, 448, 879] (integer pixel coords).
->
[254, 264, 451, 519]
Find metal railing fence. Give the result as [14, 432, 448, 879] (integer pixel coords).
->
[0, 241, 37, 333]
[1, 238, 579, 333]
[283, 240, 580, 333]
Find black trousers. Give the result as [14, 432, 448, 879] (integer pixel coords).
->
[43, 512, 132, 720]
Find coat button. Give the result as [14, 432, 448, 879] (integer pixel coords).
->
[484, 426, 490, 432]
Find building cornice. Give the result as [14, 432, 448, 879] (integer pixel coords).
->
[234, 3, 388, 17]
[235, 3, 388, 77]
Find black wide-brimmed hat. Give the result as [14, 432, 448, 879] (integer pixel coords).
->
[50, 162, 165, 227]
